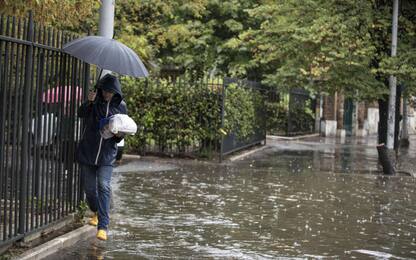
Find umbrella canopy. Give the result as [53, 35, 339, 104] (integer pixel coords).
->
[62, 36, 149, 78]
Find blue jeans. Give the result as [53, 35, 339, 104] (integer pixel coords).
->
[81, 164, 113, 230]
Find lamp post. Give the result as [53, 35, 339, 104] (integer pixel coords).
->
[98, 0, 115, 78]
[386, 0, 399, 149]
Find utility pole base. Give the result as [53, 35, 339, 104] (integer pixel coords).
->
[400, 138, 410, 148]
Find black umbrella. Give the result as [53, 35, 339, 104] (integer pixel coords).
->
[62, 36, 149, 78]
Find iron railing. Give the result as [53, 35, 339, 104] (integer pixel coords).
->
[0, 13, 88, 246]
[220, 77, 267, 161]
[287, 88, 316, 136]
[267, 88, 316, 136]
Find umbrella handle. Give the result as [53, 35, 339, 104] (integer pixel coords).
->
[97, 68, 103, 81]
[92, 68, 104, 92]
[89, 68, 104, 103]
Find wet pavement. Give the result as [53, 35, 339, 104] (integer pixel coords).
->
[46, 136, 416, 259]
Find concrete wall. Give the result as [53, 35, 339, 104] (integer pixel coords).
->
[320, 94, 416, 137]
[365, 108, 379, 135]
[321, 120, 337, 137]
[408, 115, 416, 134]
[323, 96, 336, 120]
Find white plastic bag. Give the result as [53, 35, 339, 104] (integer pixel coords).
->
[100, 114, 138, 139]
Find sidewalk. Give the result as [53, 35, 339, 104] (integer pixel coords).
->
[264, 135, 416, 176]
[11, 156, 185, 260]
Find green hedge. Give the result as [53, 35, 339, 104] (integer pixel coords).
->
[120, 75, 265, 157]
[223, 83, 260, 140]
[121, 76, 222, 156]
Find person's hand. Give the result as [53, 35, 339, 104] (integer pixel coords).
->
[115, 132, 125, 138]
[88, 90, 96, 102]
[99, 117, 110, 130]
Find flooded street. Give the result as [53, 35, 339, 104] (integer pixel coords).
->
[50, 137, 416, 259]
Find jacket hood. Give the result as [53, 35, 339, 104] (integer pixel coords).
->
[96, 74, 123, 105]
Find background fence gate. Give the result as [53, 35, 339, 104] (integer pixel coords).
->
[287, 88, 316, 136]
[266, 88, 316, 137]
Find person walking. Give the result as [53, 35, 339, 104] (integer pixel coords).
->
[77, 74, 127, 241]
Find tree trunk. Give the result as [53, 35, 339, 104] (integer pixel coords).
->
[377, 144, 396, 175]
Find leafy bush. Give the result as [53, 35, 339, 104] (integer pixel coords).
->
[120, 75, 265, 157]
[121, 75, 222, 156]
[265, 100, 288, 134]
[224, 83, 257, 139]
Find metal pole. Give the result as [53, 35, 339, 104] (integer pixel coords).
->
[386, 0, 399, 149]
[287, 91, 291, 136]
[315, 94, 321, 133]
[319, 94, 323, 134]
[402, 99, 408, 138]
[98, 0, 115, 78]
[19, 11, 34, 235]
[401, 89, 409, 147]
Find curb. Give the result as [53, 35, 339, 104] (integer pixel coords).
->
[228, 145, 269, 162]
[16, 225, 96, 260]
[267, 133, 319, 141]
[123, 154, 141, 159]
[21, 214, 75, 244]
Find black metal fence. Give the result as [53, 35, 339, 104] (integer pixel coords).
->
[220, 77, 267, 161]
[266, 88, 316, 136]
[0, 13, 88, 246]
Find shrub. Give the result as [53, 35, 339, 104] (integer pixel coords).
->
[121, 75, 222, 156]
[120, 75, 265, 157]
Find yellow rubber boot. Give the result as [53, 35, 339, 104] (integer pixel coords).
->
[89, 213, 98, 226]
[96, 229, 108, 241]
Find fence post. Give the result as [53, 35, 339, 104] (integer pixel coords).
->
[19, 11, 34, 235]
[78, 62, 90, 204]
[219, 79, 226, 163]
[287, 90, 291, 136]
[263, 88, 267, 146]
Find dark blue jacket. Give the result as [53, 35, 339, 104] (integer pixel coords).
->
[77, 74, 127, 166]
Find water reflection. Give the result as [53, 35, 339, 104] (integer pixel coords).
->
[90, 242, 105, 260]
[46, 138, 416, 259]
